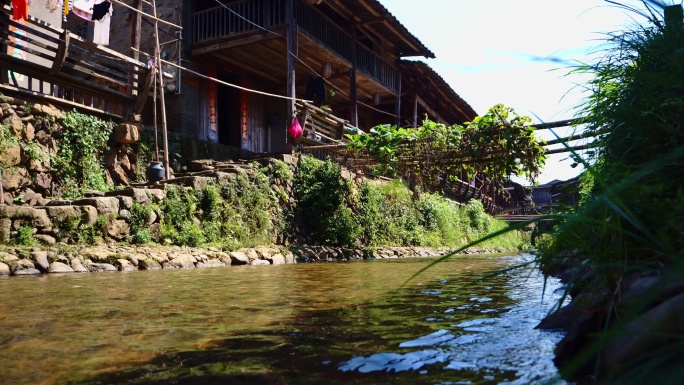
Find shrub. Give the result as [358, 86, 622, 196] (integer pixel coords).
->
[295, 155, 359, 246]
[127, 203, 155, 244]
[52, 110, 114, 197]
[11, 226, 35, 246]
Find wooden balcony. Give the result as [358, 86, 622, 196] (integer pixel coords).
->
[0, 6, 152, 118]
[192, 0, 399, 94]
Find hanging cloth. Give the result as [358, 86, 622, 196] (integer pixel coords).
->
[91, 1, 110, 21]
[11, 0, 28, 21]
[72, 0, 94, 21]
[92, 0, 112, 45]
[63, 0, 70, 21]
[305, 76, 327, 106]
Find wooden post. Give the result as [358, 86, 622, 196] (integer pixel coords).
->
[130, 0, 142, 61]
[395, 67, 401, 128]
[349, 28, 358, 127]
[285, 0, 296, 142]
[412, 92, 418, 128]
[151, 0, 170, 179]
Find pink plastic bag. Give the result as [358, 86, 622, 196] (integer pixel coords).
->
[288, 117, 303, 139]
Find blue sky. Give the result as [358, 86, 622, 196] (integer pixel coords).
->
[380, 0, 660, 184]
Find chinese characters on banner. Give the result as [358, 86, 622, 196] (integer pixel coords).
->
[207, 69, 218, 142]
[241, 84, 249, 148]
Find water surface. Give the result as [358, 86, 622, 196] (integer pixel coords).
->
[0, 253, 564, 384]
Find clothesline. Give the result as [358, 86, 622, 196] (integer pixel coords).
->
[131, 47, 311, 103]
[110, 0, 182, 30]
[209, 0, 398, 119]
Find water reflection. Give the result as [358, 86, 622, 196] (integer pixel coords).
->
[0, 253, 564, 384]
[338, 256, 565, 384]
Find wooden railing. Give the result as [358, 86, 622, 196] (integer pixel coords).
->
[0, 6, 152, 118]
[192, 0, 286, 43]
[295, 1, 399, 93]
[191, 0, 399, 93]
[295, 100, 354, 145]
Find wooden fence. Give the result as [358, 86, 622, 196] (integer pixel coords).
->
[0, 6, 152, 118]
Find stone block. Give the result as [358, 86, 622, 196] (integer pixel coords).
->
[48, 262, 74, 273]
[2, 166, 30, 190]
[0, 217, 10, 243]
[228, 251, 249, 265]
[3, 142, 21, 166]
[71, 197, 120, 216]
[0, 261, 9, 276]
[0, 206, 52, 228]
[112, 123, 141, 144]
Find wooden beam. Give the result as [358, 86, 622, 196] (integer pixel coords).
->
[192, 32, 279, 55]
[286, 0, 296, 142]
[413, 93, 418, 128]
[545, 143, 597, 155]
[352, 16, 387, 26]
[349, 26, 358, 127]
[327, 70, 349, 80]
[133, 68, 155, 113]
[395, 67, 401, 127]
[214, 52, 281, 83]
[544, 132, 595, 146]
[355, 0, 423, 56]
[529, 119, 578, 130]
[0, 84, 124, 119]
[0, 53, 133, 102]
[416, 95, 447, 124]
[130, 0, 142, 61]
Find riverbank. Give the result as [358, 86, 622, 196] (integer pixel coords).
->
[0, 243, 512, 276]
[535, 255, 684, 384]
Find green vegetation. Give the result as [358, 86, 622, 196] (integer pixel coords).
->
[346, 104, 546, 189]
[9, 226, 35, 246]
[533, 4, 684, 383]
[23, 141, 45, 162]
[52, 110, 115, 198]
[295, 155, 525, 249]
[155, 166, 281, 249]
[0, 123, 17, 170]
[128, 203, 154, 244]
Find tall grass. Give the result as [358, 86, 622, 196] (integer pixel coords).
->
[533, 3, 684, 382]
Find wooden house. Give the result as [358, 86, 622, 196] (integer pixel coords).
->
[103, 0, 475, 155]
[1, 0, 477, 156]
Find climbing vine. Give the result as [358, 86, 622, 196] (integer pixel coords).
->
[345, 104, 546, 188]
[52, 110, 115, 197]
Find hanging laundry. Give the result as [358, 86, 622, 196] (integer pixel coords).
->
[91, 1, 110, 21]
[305, 76, 327, 106]
[11, 0, 28, 21]
[47, 0, 60, 13]
[63, 0, 70, 21]
[72, 0, 94, 21]
[92, 0, 112, 46]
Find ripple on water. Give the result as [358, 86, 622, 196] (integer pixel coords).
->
[337, 256, 567, 384]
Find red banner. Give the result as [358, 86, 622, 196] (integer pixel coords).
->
[207, 69, 218, 142]
[241, 84, 249, 147]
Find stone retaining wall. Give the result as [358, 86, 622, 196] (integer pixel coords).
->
[0, 187, 165, 244]
[0, 244, 499, 277]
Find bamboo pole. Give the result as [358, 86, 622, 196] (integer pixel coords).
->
[152, 68, 159, 161]
[110, 0, 182, 30]
[151, 0, 169, 179]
